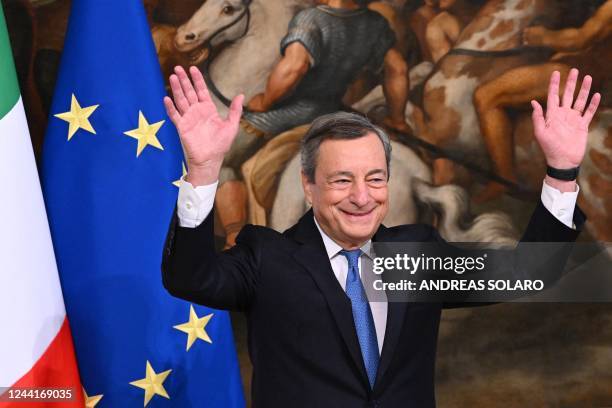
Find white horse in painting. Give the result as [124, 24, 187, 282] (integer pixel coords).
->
[174, 0, 315, 116]
[172, 0, 519, 243]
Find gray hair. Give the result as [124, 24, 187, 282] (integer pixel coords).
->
[300, 111, 392, 183]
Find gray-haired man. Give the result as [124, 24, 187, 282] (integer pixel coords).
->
[162, 65, 598, 406]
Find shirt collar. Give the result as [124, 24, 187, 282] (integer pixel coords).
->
[313, 215, 373, 260]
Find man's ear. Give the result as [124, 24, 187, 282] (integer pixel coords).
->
[301, 170, 313, 205]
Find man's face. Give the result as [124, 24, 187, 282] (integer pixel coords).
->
[302, 133, 389, 249]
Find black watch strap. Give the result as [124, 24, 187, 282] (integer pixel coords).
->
[546, 165, 580, 181]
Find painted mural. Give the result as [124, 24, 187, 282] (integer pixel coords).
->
[5, 0, 611, 405]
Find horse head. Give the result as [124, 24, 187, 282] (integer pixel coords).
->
[174, 0, 252, 63]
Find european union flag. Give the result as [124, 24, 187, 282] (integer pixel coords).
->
[41, 1, 245, 406]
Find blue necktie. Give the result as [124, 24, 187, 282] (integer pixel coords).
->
[340, 249, 379, 388]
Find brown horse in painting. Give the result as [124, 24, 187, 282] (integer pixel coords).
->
[411, 0, 612, 241]
[413, 0, 551, 166]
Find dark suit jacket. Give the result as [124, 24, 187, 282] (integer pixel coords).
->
[162, 201, 585, 407]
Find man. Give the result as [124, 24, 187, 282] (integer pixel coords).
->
[162, 65, 598, 406]
[213, 0, 411, 248]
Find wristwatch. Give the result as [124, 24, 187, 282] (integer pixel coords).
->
[546, 165, 580, 181]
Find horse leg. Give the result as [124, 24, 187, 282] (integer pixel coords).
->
[472, 62, 570, 203]
[433, 158, 455, 185]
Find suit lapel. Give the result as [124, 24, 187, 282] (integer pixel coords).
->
[290, 210, 370, 389]
[372, 226, 408, 389]
[375, 301, 407, 388]
[288, 210, 408, 390]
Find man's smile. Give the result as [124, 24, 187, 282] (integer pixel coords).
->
[339, 207, 377, 221]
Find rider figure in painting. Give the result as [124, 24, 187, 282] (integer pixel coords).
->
[211, 0, 412, 248]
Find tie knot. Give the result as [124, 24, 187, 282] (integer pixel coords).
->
[340, 249, 362, 268]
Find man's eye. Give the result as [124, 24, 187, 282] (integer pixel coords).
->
[368, 178, 387, 186]
[334, 179, 350, 184]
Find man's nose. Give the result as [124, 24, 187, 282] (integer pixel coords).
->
[349, 181, 370, 207]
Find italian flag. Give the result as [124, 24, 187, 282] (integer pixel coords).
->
[0, 5, 83, 407]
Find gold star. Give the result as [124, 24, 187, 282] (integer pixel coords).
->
[173, 305, 213, 351]
[173, 162, 187, 187]
[129, 360, 172, 407]
[83, 387, 103, 408]
[54, 94, 99, 141]
[123, 111, 165, 157]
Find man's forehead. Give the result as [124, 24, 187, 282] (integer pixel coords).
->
[318, 132, 385, 152]
[317, 133, 385, 163]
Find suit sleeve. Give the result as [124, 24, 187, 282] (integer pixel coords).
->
[429, 200, 587, 307]
[161, 208, 261, 311]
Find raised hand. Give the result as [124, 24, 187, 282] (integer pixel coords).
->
[164, 66, 244, 186]
[531, 68, 601, 171]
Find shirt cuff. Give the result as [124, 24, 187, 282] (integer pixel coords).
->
[176, 176, 218, 228]
[541, 180, 579, 229]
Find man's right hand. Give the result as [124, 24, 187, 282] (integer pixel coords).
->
[163, 65, 244, 186]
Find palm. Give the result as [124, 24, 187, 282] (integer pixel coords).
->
[176, 102, 238, 164]
[164, 66, 244, 168]
[531, 69, 600, 169]
[536, 106, 588, 167]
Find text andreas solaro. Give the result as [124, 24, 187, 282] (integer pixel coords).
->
[362, 241, 583, 303]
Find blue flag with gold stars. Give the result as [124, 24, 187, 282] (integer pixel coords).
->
[41, 1, 245, 406]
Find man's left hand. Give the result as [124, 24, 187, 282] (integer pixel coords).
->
[531, 68, 601, 170]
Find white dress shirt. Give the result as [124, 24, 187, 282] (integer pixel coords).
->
[312, 217, 387, 354]
[175, 177, 580, 354]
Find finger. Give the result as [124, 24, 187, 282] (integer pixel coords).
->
[547, 70, 560, 113]
[189, 66, 214, 105]
[582, 92, 601, 125]
[228, 94, 245, 124]
[169, 74, 190, 115]
[573, 74, 592, 113]
[174, 65, 199, 105]
[562, 68, 578, 108]
[163, 96, 181, 124]
[531, 100, 546, 136]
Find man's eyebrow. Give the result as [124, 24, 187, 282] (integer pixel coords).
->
[327, 171, 354, 179]
[366, 169, 387, 177]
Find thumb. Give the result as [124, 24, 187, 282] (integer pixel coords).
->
[228, 94, 245, 124]
[531, 100, 545, 137]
